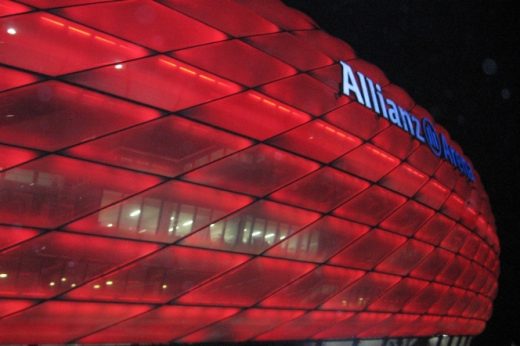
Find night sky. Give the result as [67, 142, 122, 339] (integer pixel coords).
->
[285, 1, 520, 345]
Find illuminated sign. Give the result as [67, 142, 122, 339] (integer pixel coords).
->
[340, 61, 475, 181]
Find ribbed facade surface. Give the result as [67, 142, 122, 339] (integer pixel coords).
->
[0, 0, 498, 343]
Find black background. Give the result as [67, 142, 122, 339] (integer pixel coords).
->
[285, 1, 520, 345]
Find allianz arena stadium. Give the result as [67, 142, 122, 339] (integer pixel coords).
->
[0, 1, 499, 345]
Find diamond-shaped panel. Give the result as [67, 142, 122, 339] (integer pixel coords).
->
[0, 81, 161, 151]
[182, 144, 319, 197]
[0, 12, 150, 75]
[66, 115, 252, 177]
[65, 180, 253, 243]
[57, 0, 227, 52]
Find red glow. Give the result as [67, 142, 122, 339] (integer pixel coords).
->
[0, 81, 161, 151]
[0, 299, 35, 318]
[176, 257, 315, 307]
[414, 213, 456, 245]
[314, 312, 392, 339]
[180, 308, 305, 343]
[0, 144, 40, 171]
[268, 120, 362, 163]
[380, 201, 435, 236]
[0, 225, 40, 251]
[173, 39, 297, 86]
[66, 246, 249, 303]
[372, 125, 419, 159]
[182, 90, 310, 140]
[368, 278, 428, 312]
[162, 0, 279, 36]
[334, 144, 401, 182]
[325, 102, 389, 139]
[0, 301, 152, 344]
[57, 0, 227, 52]
[65, 180, 253, 243]
[182, 144, 320, 197]
[269, 167, 369, 213]
[65, 55, 242, 111]
[0, 1, 31, 16]
[256, 311, 354, 340]
[0, 0, 499, 342]
[247, 32, 333, 71]
[180, 200, 320, 254]
[295, 30, 356, 61]
[329, 228, 407, 270]
[376, 239, 434, 275]
[0, 155, 161, 228]
[380, 163, 428, 196]
[80, 306, 239, 343]
[266, 216, 370, 263]
[0, 13, 149, 75]
[321, 273, 401, 311]
[66, 115, 252, 177]
[260, 266, 365, 309]
[0, 232, 159, 299]
[333, 185, 407, 226]
[261, 74, 350, 116]
[0, 66, 38, 92]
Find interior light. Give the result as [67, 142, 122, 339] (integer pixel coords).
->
[114, 64, 123, 70]
[168, 227, 174, 233]
[129, 209, 141, 217]
[252, 231, 262, 237]
[61, 277, 67, 282]
[93, 284, 101, 289]
[182, 220, 193, 227]
[70, 283, 76, 288]
[0, 273, 7, 278]
[49, 281, 55, 286]
[162, 284, 168, 289]
[106, 280, 113, 286]
[6, 28, 17, 35]
[107, 223, 113, 227]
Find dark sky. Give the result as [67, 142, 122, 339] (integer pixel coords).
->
[285, 1, 520, 345]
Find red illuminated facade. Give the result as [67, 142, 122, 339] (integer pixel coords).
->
[0, 0, 499, 344]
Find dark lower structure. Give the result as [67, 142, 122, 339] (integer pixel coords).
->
[0, 0, 498, 344]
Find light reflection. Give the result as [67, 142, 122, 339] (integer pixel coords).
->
[61, 277, 67, 282]
[49, 281, 55, 286]
[114, 63, 124, 70]
[7, 27, 17, 35]
[97, 190, 219, 240]
[93, 284, 101, 289]
[161, 284, 168, 289]
[129, 209, 141, 217]
[106, 280, 113, 286]
[71, 283, 76, 288]
[0, 273, 8, 278]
